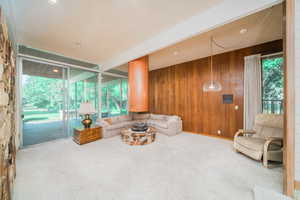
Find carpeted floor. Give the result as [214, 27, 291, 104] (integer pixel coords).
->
[14, 132, 282, 200]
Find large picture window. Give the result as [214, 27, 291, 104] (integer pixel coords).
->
[261, 56, 284, 114]
[101, 78, 128, 117]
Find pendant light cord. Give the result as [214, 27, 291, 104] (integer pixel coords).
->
[210, 36, 226, 84]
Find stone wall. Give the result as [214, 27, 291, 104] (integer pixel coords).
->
[0, 8, 17, 200]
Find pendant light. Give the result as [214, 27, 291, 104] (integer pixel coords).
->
[203, 36, 222, 92]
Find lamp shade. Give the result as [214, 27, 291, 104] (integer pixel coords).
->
[203, 81, 222, 92]
[78, 102, 96, 115]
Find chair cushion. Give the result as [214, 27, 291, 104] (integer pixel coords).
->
[147, 119, 168, 129]
[255, 114, 283, 129]
[235, 136, 281, 151]
[254, 126, 283, 139]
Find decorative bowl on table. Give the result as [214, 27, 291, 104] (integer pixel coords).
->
[131, 122, 148, 132]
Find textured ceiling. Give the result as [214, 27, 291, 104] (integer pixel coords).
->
[148, 4, 283, 71]
[113, 4, 282, 72]
[12, 0, 221, 64]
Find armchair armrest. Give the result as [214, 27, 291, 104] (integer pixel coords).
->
[265, 137, 283, 147]
[234, 129, 256, 138]
[266, 137, 283, 141]
[263, 137, 283, 167]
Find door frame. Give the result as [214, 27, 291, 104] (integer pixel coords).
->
[16, 54, 101, 148]
[283, 0, 295, 197]
[18, 57, 69, 147]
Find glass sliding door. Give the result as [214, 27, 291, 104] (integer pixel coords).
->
[69, 68, 99, 132]
[101, 76, 128, 118]
[21, 59, 68, 146]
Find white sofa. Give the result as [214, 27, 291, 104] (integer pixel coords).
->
[96, 113, 182, 138]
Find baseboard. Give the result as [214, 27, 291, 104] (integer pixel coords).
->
[184, 131, 233, 141]
[294, 180, 300, 190]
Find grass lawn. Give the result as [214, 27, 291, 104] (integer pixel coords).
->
[23, 110, 60, 123]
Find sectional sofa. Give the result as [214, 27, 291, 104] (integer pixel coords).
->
[96, 113, 182, 138]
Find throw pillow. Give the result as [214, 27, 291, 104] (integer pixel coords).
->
[104, 118, 112, 125]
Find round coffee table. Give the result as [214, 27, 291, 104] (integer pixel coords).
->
[121, 127, 156, 145]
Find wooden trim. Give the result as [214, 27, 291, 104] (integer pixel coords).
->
[283, 0, 295, 197]
[185, 131, 233, 141]
[295, 181, 300, 190]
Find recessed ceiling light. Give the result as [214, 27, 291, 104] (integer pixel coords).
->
[53, 69, 59, 73]
[240, 28, 248, 34]
[173, 51, 179, 55]
[48, 0, 58, 5]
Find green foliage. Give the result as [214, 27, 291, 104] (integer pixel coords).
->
[102, 79, 128, 116]
[262, 57, 284, 100]
[262, 57, 284, 114]
[69, 78, 98, 111]
[23, 74, 128, 121]
[23, 75, 64, 112]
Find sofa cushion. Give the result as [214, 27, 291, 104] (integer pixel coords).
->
[168, 115, 180, 121]
[109, 116, 120, 124]
[132, 119, 147, 124]
[133, 113, 150, 120]
[96, 119, 110, 127]
[104, 118, 112, 125]
[150, 114, 166, 121]
[106, 121, 132, 130]
[118, 115, 132, 122]
[147, 119, 168, 129]
[235, 136, 281, 151]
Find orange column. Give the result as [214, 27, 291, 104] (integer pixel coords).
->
[128, 56, 149, 112]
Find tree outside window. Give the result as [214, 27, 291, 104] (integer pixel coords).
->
[262, 56, 284, 114]
[101, 79, 128, 117]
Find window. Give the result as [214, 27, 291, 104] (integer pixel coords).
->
[101, 78, 128, 117]
[261, 56, 284, 114]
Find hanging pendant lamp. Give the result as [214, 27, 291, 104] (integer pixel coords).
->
[203, 36, 222, 92]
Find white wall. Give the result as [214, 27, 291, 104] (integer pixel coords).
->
[294, 0, 300, 181]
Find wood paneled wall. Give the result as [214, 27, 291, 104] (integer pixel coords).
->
[149, 40, 282, 139]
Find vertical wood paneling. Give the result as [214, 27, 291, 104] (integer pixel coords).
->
[149, 40, 282, 139]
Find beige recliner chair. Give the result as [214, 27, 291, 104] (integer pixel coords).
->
[233, 113, 283, 168]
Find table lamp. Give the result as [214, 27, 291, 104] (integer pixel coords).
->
[78, 102, 96, 128]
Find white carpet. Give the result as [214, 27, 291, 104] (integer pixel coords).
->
[253, 185, 291, 200]
[14, 132, 282, 200]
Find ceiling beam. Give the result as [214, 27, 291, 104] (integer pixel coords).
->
[100, 0, 282, 71]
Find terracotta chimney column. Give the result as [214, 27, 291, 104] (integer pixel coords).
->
[128, 56, 149, 112]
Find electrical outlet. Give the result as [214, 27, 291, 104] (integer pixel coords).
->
[217, 130, 221, 135]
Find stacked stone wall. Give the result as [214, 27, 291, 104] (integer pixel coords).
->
[0, 8, 17, 200]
